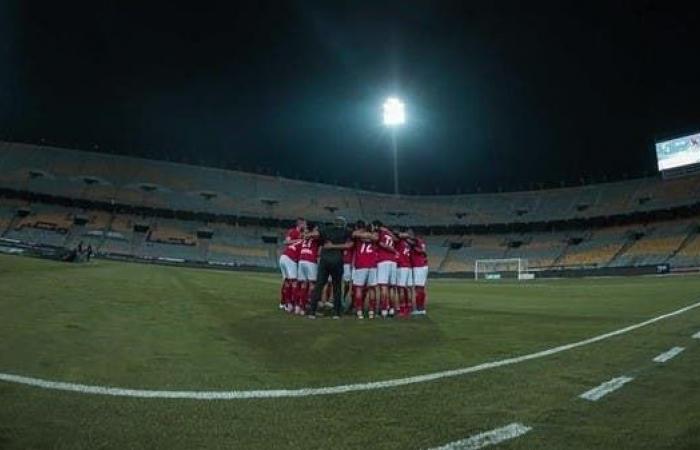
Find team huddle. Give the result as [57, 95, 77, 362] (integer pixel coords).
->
[278, 217, 429, 319]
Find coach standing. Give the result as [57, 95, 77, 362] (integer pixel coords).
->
[307, 217, 352, 319]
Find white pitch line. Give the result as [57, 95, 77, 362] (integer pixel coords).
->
[427, 422, 532, 450]
[579, 376, 634, 401]
[652, 346, 685, 363]
[1, 300, 699, 400]
[692, 331, 700, 339]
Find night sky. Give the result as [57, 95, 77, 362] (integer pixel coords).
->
[1, 1, 699, 194]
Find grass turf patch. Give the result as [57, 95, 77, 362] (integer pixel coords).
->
[1, 254, 699, 449]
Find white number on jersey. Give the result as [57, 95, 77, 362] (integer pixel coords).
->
[360, 242, 374, 254]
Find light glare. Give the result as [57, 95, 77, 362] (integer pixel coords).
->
[383, 97, 405, 126]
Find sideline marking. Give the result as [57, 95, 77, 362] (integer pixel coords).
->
[1, 300, 699, 400]
[579, 376, 633, 401]
[652, 346, 685, 363]
[427, 422, 532, 450]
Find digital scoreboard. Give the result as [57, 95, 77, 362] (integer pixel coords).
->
[656, 132, 700, 171]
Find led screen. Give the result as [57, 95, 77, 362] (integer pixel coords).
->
[656, 132, 700, 171]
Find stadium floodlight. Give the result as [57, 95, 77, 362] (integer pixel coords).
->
[383, 97, 404, 195]
[383, 97, 405, 126]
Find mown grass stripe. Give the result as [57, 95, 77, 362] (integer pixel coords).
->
[1, 300, 698, 400]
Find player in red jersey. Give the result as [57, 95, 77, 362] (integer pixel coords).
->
[296, 224, 320, 315]
[373, 220, 399, 318]
[279, 217, 305, 312]
[409, 231, 429, 315]
[351, 220, 378, 319]
[396, 229, 414, 317]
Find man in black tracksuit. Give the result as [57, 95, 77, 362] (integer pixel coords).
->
[308, 217, 352, 319]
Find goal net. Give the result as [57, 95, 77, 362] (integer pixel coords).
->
[474, 258, 531, 280]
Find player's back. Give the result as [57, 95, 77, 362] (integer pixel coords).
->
[354, 238, 377, 268]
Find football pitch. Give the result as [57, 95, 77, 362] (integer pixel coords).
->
[1, 254, 699, 449]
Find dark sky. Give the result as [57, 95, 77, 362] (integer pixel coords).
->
[1, 1, 699, 194]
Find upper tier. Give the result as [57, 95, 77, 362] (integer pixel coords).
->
[1, 141, 699, 226]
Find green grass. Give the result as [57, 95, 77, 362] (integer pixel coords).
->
[1, 254, 699, 449]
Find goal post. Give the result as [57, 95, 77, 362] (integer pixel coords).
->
[474, 258, 532, 280]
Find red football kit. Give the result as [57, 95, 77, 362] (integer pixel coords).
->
[299, 236, 320, 263]
[283, 228, 302, 262]
[410, 237, 428, 267]
[376, 229, 397, 262]
[354, 239, 377, 269]
[396, 239, 412, 268]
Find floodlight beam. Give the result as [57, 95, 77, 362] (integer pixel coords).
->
[391, 128, 398, 195]
[382, 97, 404, 195]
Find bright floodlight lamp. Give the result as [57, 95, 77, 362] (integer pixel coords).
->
[383, 97, 405, 126]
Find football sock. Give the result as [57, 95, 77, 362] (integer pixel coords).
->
[415, 286, 426, 310]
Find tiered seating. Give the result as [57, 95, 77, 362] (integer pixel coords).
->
[439, 248, 471, 272]
[149, 221, 196, 245]
[620, 236, 682, 265]
[4, 141, 700, 226]
[3, 195, 700, 271]
[5, 225, 67, 247]
[465, 234, 506, 260]
[435, 235, 505, 273]
[6, 142, 700, 270]
[84, 210, 112, 230]
[424, 236, 449, 271]
[612, 220, 692, 266]
[0, 203, 20, 234]
[506, 231, 567, 268]
[668, 233, 700, 267]
[558, 243, 621, 267]
[556, 224, 648, 268]
[531, 191, 574, 222]
[207, 223, 276, 267]
[32, 211, 73, 230]
[595, 179, 644, 217]
[2, 204, 72, 245]
[110, 214, 135, 232]
[637, 176, 700, 212]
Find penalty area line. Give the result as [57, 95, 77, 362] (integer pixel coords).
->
[1, 300, 700, 400]
[426, 422, 532, 450]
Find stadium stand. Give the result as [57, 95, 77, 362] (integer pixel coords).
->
[3, 141, 700, 272]
[5, 142, 700, 225]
